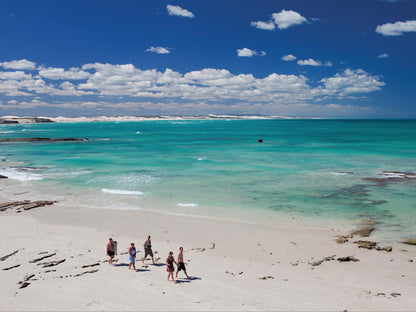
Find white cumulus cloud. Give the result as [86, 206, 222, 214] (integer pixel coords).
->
[38, 67, 91, 80]
[250, 21, 275, 31]
[297, 59, 322, 66]
[166, 5, 194, 18]
[378, 53, 389, 59]
[282, 54, 296, 61]
[272, 10, 307, 29]
[0, 59, 37, 70]
[376, 20, 416, 36]
[145, 46, 171, 54]
[0, 59, 385, 116]
[320, 69, 385, 96]
[237, 48, 266, 57]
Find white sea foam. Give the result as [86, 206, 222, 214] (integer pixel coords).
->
[89, 174, 160, 187]
[177, 203, 199, 207]
[136, 131, 141, 134]
[378, 171, 416, 179]
[197, 157, 206, 161]
[101, 188, 145, 195]
[43, 169, 92, 178]
[0, 168, 43, 181]
[330, 172, 353, 176]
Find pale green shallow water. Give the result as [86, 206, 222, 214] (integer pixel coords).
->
[1, 119, 415, 243]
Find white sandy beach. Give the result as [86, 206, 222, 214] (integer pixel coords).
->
[1, 179, 415, 311]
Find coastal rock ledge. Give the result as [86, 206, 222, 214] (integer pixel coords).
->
[0, 117, 54, 124]
[401, 239, 416, 246]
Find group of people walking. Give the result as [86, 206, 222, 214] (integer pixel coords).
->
[106, 235, 190, 283]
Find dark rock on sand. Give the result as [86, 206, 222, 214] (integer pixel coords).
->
[354, 240, 377, 250]
[0, 137, 88, 143]
[42, 259, 66, 268]
[29, 253, 56, 263]
[81, 262, 100, 268]
[0, 250, 19, 261]
[335, 235, 351, 244]
[337, 256, 360, 262]
[19, 282, 30, 289]
[0, 174, 7, 179]
[0, 200, 57, 212]
[18, 273, 36, 288]
[3, 264, 20, 270]
[310, 260, 324, 267]
[74, 269, 99, 277]
[350, 226, 374, 237]
[376, 246, 392, 252]
[401, 239, 416, 246]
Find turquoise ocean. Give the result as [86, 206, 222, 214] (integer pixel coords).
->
[1, 119, 415, 243]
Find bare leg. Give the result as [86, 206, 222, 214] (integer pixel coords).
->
[184, 270, 190, 279]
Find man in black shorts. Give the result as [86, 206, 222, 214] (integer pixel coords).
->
[106, 237, 116, 265]
[176, 247, 190, 279]
[143, 235, 156, 264]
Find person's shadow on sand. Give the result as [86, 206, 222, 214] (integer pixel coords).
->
[176, 276, 201, 283]
[136, 268, 150, 272]
[115, 263, 129, 267]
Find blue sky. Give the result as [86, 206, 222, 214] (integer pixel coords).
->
[0, 0, 415, 118]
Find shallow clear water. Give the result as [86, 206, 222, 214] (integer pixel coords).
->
[1, 119, 415, 242]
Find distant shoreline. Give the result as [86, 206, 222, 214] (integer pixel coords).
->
[0, 115, 317, 124]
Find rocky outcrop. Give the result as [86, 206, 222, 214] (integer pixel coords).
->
[0, 119, 18, 124]
[350, 226, 374, 237]
[0, 138, 87, 143]
[0, 174, 7, 179]
[401, 239, 416, 246]
[354, 240, 377, 250]
[337, 256, 359, 262]
[363, 171, 416, 183]
[0, 117, 54, 124]
[0, 200, 57, 212]
[353, 240, 392, 252]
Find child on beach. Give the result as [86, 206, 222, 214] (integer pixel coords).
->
[106, 238, 117, 265]
[166, 251, 177, 283]
[129, 243, 137, 271]
[176, 247, 190, 279]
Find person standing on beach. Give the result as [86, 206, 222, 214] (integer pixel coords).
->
[128, 243, 137, 271]
[143, 235, 156, 264]
[166, 251, 177, 283]
[106, 238, 117, 265]
[176, 247, 190, 279]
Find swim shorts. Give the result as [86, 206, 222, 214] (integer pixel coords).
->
[107, 250, 115, 257]
[144, 248, 153, 258]
[178, 262, 186, 271]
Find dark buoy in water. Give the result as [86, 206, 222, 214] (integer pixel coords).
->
[258, 138, 263, 143]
